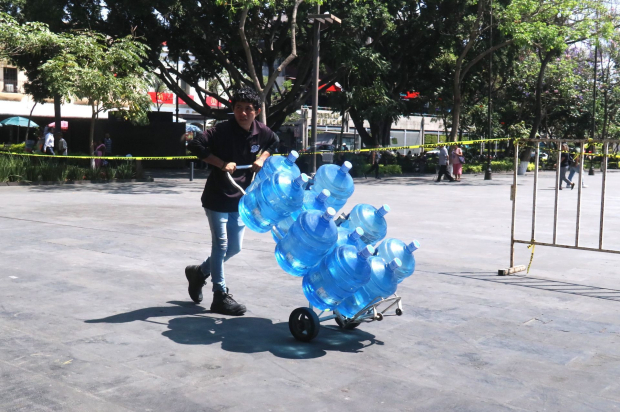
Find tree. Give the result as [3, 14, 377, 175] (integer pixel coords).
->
[323, 0, 458, 147]
[91, 0, 325, 129]
[0, 12, 151, 166]
[148, 73, 169, 112]
[501, 0, 614, 140]
[39, 31, 151, 167]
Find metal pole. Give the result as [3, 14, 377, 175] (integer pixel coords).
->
[484, 0, 493, 180]
[575, 141, 584, 247]
[311, 4, 321, 174]
[553, 141, 561, 244]
[190, 161, 194, 181]
[531, 143, 539, 242]
[510, 142, 519, 268]
[599, 142, 608, 249]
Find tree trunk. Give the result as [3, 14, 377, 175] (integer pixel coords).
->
[54, 95, 62, 132]
[350, 109, 377, 147]
[529, 50, 556, 140]
[369, 116, 393, 147]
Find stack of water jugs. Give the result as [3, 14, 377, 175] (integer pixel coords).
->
[239, 151, 420, 319]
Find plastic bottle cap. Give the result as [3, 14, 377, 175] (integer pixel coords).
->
[359, 245, 374, 259]
[294, 173, 309, 187]
[377, 204, 390, 217]
[406, 240, 420, 253]
[286, 151, 299, 164]
[339, 161, 352, 174]
[388, 258, 402, 271]
[349, 227, 364, 240]
[322, 207, 336, 220]
[317, 189, 330, 203]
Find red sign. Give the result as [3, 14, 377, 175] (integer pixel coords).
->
[401, 91, 420, 100]
[206, 96, 224, 108]
[149, 92, 224, 107]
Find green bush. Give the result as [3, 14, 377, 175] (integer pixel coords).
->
[0, 154, 137, 183]
[379, 164, 402, 175]
[115, 162, 136, 179]
[9, 142, 26, 153]
[462, 164, 483, 174]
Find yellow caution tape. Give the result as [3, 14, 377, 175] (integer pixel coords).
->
[527, 244, 535, 274]
[0, 137, 514, 159]
[0, 152, 196, 161]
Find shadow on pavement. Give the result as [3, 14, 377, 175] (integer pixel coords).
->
[86, 301, 383, 359]
[438, 271, 620, 302]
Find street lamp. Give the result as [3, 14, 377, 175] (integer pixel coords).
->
[308, 9, 341, 174]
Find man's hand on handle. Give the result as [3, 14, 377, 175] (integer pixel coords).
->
[222, 162, 237, 174]
[252, 158, 265, 173]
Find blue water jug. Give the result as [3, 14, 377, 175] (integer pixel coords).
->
[336, 257, 401, 319]
[330, 226, 365, 252]
[302, 245, 375, 311]
[246, 151, 300, 193]
[275, 207, 338, 276]
[239, 171, 308, 233]
[339, 204, 390, 245]
[271, 189, 331, 242]
[376, 238, 420, 283]
[310, 161, 354, 212]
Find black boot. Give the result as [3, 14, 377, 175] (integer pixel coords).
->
[185, 265, 210, 304]
[210, 290, 247, 316]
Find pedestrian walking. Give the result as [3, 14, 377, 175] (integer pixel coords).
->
[185, 87, 279, 316]
[43, 128, 55, 155]
[559, 144, 574, 190]
[436, 145, 454, 182]
[451, 144, 463, 181]
[94, 140, 106, 168]
[57, 132, 67, 156]
[568, 149, 586, 188]
[365, 147, 381, 179]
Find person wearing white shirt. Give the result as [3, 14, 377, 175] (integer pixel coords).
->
[436, 145, 454, 182]
[43, 130, 55, 155]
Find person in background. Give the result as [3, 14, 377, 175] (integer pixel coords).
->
[57, 132, 67, 156]
[43, 128, 55, 155]
[451, 144, 463, 181]
[185, 87, 279, 316]
[568, 149, 586, 189]
[94, 139, 106, 168]
[34, 130, 45, 154]
[104, 133, 113, 156]
[436, 144, 454, 182]
[24, 131, 36, 153]
[559, 143, 574, 190]
[365, 147, 382, 179]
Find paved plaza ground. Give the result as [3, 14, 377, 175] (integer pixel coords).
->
[1, 169, 620, 411]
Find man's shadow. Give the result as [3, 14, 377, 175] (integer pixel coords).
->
[86, 301, 383, 359]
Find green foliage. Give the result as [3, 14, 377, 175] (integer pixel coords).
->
[0, 155, 138, 183]
[8, 142, 26, 153]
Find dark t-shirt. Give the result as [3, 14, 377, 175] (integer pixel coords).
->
[560, 153, 573, 167]
[188, 118, 279, 212]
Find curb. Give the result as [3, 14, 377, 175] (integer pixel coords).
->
[2, 177, 155, 186]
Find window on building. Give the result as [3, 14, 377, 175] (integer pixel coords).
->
[3, 68, 18, 93]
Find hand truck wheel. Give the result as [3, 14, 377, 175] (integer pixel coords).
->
[289, 307, 320, 342]
[334, 314, 360, 330]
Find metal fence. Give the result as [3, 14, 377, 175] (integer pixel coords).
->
[505, 138, 620, 275]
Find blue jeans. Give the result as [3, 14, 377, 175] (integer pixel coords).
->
[200, 208, 246, 293]
[568, 166, 581, 184]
